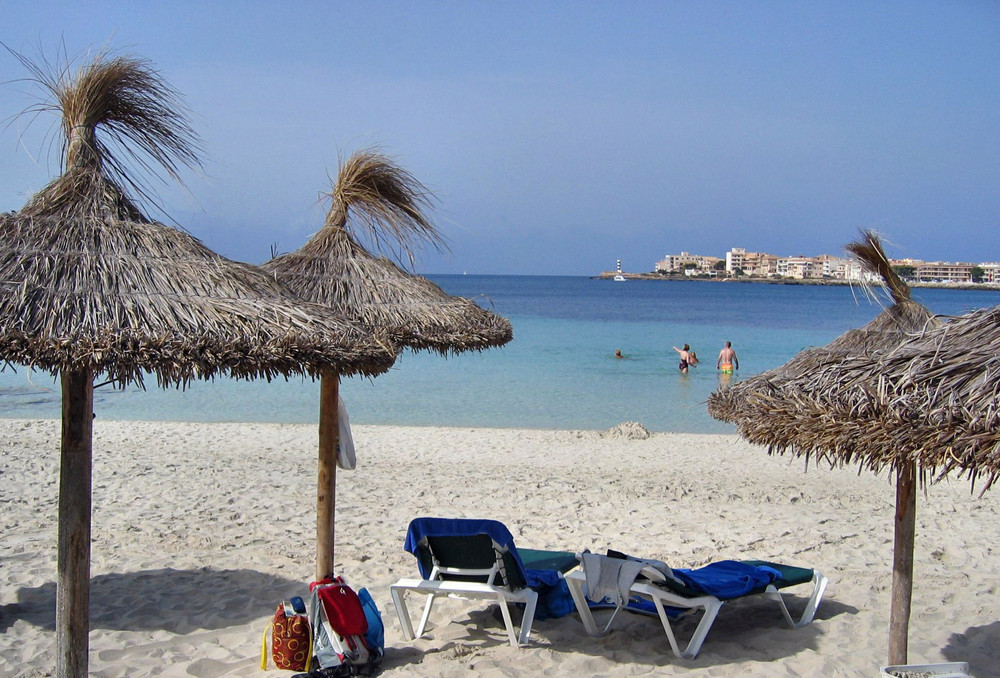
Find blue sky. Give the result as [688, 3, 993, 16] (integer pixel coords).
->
[2, 1, 998, 275]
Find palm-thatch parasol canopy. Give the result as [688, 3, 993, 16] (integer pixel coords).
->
[768, 303, 1000, 490]
[0, 56, 395, 384]
[706, 231, 1000, 666]
[707, 297, 938, 431]
[0, 51, 396, 678]
[0, 162, 398, 382]
[263, 149, 513, 580]
[264, 150, 513, 353]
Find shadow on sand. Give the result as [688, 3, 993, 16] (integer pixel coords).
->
[1, 567, 304, 633]
[383, 592, 858, 670]
[943, 621, 1000, 678]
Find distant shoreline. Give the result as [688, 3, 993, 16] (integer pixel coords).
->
[592, 272, 1000, 291]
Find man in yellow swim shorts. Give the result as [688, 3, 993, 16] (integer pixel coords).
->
[716, 341, 739, 373]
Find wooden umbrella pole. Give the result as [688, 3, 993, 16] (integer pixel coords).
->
[888, 459, 916, 666]
[57, 368, 94, 678]
[316, 372, 340, 582]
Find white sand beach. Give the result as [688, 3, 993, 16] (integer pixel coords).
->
[2, 418, 998, 677]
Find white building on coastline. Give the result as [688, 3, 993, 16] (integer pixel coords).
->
[724, 248, 777, 276]
[843, 260, 883, 283]
[684, 248, 999, 284]
[656, 252, 722, 274]
[776, 257, 815, 279]
[913, 261, 975, 283]
[725, 248, 746, 273]
[981, 264, 1000, 283]
[817, 255, 851, 278]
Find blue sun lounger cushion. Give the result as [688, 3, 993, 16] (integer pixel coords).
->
[566, 550, 828, 659]
[671, 559, 782, 599]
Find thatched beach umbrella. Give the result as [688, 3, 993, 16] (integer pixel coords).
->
[752, 304, 1000, 490]
[706, 231, 963, 665]
[707, 296, 939, 432]
[264, 149, 513, 580]
[715, 307, 1000, 668]
[0, 52, 396, 678]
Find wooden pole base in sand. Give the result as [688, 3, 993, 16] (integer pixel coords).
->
[888, 460, 916, 666]
[57, 369, 94, 678]
[316, 372, 340, 582]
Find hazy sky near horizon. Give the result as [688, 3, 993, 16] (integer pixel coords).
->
[2, 1, 998, 275]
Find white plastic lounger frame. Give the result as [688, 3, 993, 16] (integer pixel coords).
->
[390, 555, 539, 647]
[564, 565, 828, 659]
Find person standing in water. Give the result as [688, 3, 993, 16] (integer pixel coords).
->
[716, 341, 739, 373]
[672, 344, 697, 373]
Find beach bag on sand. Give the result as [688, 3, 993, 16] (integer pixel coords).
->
[357, 588, 384, 658]
[304, 576, 384, 677]
[261, 599, 312, 671]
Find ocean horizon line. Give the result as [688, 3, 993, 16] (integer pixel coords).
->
[423, 271, 1000, 292]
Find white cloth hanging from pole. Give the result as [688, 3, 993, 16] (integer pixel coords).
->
[337, 395, 356, 470]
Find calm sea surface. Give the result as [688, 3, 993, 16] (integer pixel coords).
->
[3, 276, 1000, 433]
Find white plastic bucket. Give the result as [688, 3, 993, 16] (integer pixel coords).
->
[879, 662, 971, 678]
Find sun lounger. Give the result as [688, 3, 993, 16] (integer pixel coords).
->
[390, 517, 579, 647]
[565, 553, 828, 659]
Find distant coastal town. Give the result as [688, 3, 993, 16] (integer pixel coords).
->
[599, 248, 1000, 288]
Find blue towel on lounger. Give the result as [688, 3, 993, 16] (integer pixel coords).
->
[672, 560, 782, 600]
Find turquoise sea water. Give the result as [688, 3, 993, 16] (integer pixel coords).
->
[3, 276, 1000, 433]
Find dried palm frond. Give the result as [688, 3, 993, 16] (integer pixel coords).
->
[788, 304, 1000, 489]
[845, 229, 910, 304]
[10, 47, 201, 214]
[324, 148, 444, 267]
